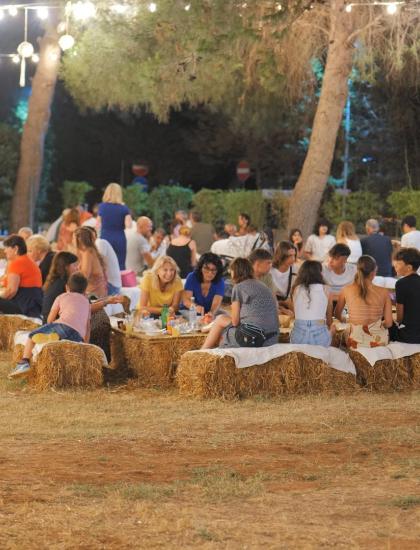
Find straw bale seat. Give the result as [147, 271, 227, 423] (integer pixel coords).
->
[409, 353, 420, 389]
[0, 315, 40, 351]
[348, 350, 412, 392]
[28, 341, 105, 390]
[177, 351, 358, 399]
[113, 329, 206, 388]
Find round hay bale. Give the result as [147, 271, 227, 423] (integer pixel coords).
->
[348, 350, 411, 392]
[176, 351, 358, 399]
[0, 315, 40, 351]
[29, 341, 105, 390]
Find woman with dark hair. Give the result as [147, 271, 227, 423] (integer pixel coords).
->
[201, 257, 278, 349]
[183, 252, 225, 316]
[289, 228, 305, 261]
[304, 219, 336, 262]
[290, 260, 333, 346]
[335, 255, 392, 348]
[0, 235, 43, 317]
[42, 251, 79, 322]
[237, 213, 251, 236]
[271, 241, 298, 305]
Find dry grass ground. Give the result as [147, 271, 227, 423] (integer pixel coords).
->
[0, 350, 419, 549]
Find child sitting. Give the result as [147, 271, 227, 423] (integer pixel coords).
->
[290, 260, 333, 347]
[9, 272, 91, 378]
[389, 247, 420, 343]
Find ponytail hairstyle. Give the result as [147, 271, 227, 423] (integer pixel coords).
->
[291, 260, 325, 304]
[354, 255, 377, 301]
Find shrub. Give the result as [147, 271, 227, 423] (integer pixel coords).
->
[192, 189, 227, 225]
[322, 191, 383, 233]
[387, 189, 420, 221]
[61, 180, 93, 208]
[0, 123, 19, 221]
[123, 185, 149, 217]
[148, 185, 194, 229]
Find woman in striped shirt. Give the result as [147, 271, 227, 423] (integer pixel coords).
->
[335, 255, 393, 348]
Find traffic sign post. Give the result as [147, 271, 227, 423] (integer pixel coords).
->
[237, 160, 251, 183]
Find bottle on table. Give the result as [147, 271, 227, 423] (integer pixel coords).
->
[189, 297, 197, 330]
[161, 304, 169, 330]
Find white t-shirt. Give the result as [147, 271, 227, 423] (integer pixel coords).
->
[293, 284, 328, 320]
[270, 266, 297, 298]
[322, 263, 356, 297]
[125, 230, 151, 275]
[96, 238, 122, 288]
[401, 230, 420, 250]
[305, 234, 336, 262]
[345, 238, 362, 264]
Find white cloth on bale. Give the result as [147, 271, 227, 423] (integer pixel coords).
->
[350, 342, 420, 366]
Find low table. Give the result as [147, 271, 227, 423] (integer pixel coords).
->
[111, 328, 206, 387]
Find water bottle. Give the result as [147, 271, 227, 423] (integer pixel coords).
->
[161, 304, 169, 329]
[189, 297, 197, 330]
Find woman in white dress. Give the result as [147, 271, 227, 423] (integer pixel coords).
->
[304, 219, 336, 262]
[336, 221, 362, 264]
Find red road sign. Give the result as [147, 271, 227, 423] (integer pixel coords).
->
[132, 163, 149, 177]
[237, 160, 250, 182]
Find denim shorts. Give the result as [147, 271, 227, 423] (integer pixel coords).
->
[29, 323, 83, 343]
[290, 319, 331, 347]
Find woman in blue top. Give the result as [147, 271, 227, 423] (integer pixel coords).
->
[98, 183, 132, 270]
[183, 252, 225, 316]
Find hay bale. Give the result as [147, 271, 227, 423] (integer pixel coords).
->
[123, 332, 206, 388]
[29, 341, 105, 390]
[408, 353, 420, 389]
[176, 351, 358, 399]
[0, 315, 40, 351]
[90, 309, 111, 361]
[12, 343, 25, 363]
[348, 350, 412, 392]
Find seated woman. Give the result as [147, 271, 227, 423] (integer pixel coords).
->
[74, 227, 108, 299]
[27, 234, 55, 284]
[289, 260, 333, 347]
[289, 228, 305, 263]
[389, 247, 420, 343]
[183, 253, 225, 316]
[271, 241, 298, 312]
[0, 235, 43, 318]
[201, 257, 279, 349]
[166, 226, 197, 279]
[138, 256, 183, 317]
[335, 255, 392, 348]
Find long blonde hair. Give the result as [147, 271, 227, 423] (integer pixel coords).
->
[354, 255, 377, 301]
[103, 182, 123, 204]
[148, 255, 181, 289]
[336, 221, 357, 242]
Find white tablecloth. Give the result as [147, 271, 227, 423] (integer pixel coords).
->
[105, 286, 141, 315]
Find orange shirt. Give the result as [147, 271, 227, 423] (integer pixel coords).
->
[7, 255, 42, 288]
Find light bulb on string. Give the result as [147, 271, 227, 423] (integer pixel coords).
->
[386, 3, 398, 14]
[17, 41, 34, 58]
[345, 4, 352, 13]
[59, 34, 75, 51]
[36, 6, 49, 20]
[9, 6, 18, 16]
[148, 3, 157, 12]
[0, 9, 4, 20]
[12, 54, 20, 64]
[72, 1, 96, 21]
[184, 3, 191, 11]
[32, 53, 39, 63]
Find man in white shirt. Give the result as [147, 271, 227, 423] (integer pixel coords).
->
[322, 243, 356, 302]
[125, 216, 154, 275]
[401, 215, 420, 250]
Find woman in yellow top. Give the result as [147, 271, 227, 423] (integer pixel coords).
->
[138, 256, 183, 316]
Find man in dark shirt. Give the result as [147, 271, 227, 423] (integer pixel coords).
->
[389, 248, 420, 343]
[360, 219, 393, 276]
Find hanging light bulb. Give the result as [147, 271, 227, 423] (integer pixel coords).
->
[345, 4, 352, 12]
[9, 6, 18, 16]
[59, 34, 75, 51]
[386, 3, 397, 15]
[12, 54, 20, 64]
[17, 41, 34, 58]
[57, 21, 67, 33]
[184, 3, 191, 11]
[148, 3, 157, 12]
[36, 6, 49, 20]
[32, 53, 40, 63]
[72, 1, 96, 21]
[111, 4, 129, 14]
[0, 9, 4, 20]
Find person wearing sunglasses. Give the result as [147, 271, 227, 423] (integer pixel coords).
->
[182, 252, 225, 317]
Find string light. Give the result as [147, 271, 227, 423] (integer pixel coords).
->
[148, 2, 157, 13]
[8, 6, 17, 16]
[387, 2, 398, 13]
[31, 53, 39, 63]
[0, 9, 4, 20]
[59, 33, 75, 50]
[71, 1, 96, 21]
[36, 6, 48, 20]
[184, 3, 191, 11]
[12, 54, 20, 63]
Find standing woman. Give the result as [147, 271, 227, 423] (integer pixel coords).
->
[98, 183, 132, 270]
[304, 219, 336, 262]
[336, 221, 362, 264]
[74, 227, 108, 299]
[166, 226, 197, 279]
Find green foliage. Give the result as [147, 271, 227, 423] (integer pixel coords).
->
[148, 185, 194, 228]
[61, 180, 93, 208]
[387, 189, 420, 221]
[123, 185, 149, 217]
[0, 123, 19, 222]
[322, 191, 383, 232]
[192, 189, 226, 225]
[224, 190, 266, 228]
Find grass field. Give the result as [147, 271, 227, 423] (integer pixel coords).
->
[0, 350, 419, 549]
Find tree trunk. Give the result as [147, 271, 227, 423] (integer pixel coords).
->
[10, 28, 60, 232]
[287, 0, 354, 237]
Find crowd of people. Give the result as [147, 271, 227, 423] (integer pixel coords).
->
[2, 181, 420, 378]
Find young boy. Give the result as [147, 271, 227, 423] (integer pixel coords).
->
[390, 247, 420, 343]
[9, 272, 91, 378]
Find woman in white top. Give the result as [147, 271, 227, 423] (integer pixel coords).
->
[336, 221, 362, 264]
[290, 260, 333, 347]
[304, 219, 336, 262]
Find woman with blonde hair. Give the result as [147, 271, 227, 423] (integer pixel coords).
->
[336, 221, 362, 264]
[335, 255, 392, 348]
[27, 234, 55, 284]
[166, 225, 197, 278]
[98, 182, 133, 269]
[74, 227, 108, 299]
[138, 255, 183, 316]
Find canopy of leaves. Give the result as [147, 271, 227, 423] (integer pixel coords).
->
[0, 123, 19, 222]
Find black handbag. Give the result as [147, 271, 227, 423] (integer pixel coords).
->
[235, 323, 277, 347]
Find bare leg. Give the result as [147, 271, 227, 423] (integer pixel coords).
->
[201, 315, 232, 349]
[22, 338, 35, 361]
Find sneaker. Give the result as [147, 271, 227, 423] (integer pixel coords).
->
[8, 361, 32, 379]
[32, 332, 60, 345]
